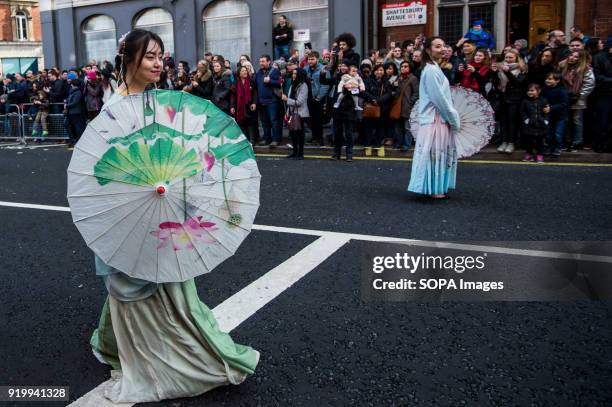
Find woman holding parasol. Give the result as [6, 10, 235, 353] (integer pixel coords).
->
[74, 30, 260, 403]
[408, 37, 461, 199]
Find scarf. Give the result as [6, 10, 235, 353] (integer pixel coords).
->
[236, 75, 252, 123]
[460, 62, 489, 92]
[497, 62, 520, 92]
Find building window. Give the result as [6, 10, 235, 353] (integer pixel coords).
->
[82, 15, 117, 65]
[437, 1, 496, 47]
[1, 57, 38, 75]
[273, 0, 328, 54]
[203, 0, 250, 66]
[16, 11, 28, 40]
[469, 4, 495, 35]
[438, 7, 463, 45]
[134, 8, 174, 56]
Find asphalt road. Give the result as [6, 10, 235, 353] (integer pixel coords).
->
[0, 147, 610, 406]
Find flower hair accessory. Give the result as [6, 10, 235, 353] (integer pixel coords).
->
[117, 31, 131, 55]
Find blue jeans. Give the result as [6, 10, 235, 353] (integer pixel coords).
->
[546, 117, 566, 153]
[258, 103, 282, 143]
[399, 118, 413, 149]
[274, 44, 289, 60]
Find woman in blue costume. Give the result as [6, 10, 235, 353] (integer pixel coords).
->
[408, 37, 461, 199]
[88, 30, 259, 403]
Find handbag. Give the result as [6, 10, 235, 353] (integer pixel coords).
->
[363, 102, 380, 118]
[389, 84, 404, 120]
[286, 106, 302, 131]
[363, 82, 384, 119]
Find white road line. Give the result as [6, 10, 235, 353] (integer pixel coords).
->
[0, 143, 67, 150]
[6, 197, 608, 406]
[67, 371, 131, 407]
[2, 200, 612, 264]
[0, 200, 71, 212]
[212, 234, 350, 333]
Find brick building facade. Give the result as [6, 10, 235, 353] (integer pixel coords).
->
[0, 0, 43, 75]
[366, 0, 611, 52]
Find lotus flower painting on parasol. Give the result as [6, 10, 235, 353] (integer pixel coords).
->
[67, 90, 261, 283]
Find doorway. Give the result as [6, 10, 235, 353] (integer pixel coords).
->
[508, 1, 529, 44]
[507, 0, 564, 48]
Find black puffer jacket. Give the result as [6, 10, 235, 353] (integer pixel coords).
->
[520, 97, 549, 135]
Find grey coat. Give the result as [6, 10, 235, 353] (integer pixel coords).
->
[286, 82, 310, 118]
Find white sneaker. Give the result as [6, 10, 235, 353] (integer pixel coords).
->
[333, 102, 340, 109]
[354, 106, 363, 111]
[504, 143, 515, 154]
[497, 142, 508, 153]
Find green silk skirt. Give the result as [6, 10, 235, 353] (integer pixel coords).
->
[90, 278, 259, 403]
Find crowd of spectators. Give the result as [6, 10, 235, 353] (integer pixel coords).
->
[1, 18, 610, 158]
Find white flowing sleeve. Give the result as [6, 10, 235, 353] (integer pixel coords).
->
[422, 68, 460, 131]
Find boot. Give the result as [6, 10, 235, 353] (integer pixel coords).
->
[287, 133, 298, 159]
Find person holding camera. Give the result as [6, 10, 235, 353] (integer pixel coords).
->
[330, 33, 361, 69]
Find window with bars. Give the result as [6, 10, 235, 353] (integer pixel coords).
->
[469, 4, 495, 34]
[82, 15, 117, 65]
[438, 1, 496, 47]
[134, 8, 175, 56]
[203, 0, 251, 66]
[273, 0, 329, 54]
[438, 7, 463, 44]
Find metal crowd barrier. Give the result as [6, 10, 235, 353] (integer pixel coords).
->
[20, 103, 70, 142]
[0, 104, 24, 143]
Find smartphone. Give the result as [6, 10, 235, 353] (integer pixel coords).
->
[304, 42, 312, 50]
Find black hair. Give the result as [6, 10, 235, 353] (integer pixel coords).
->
[569, 38, 583, 44]
[383, 62, 398, 76]
[527, 83, 541, 91]
[422, 36, 445, 65]
[572, 26, 583, 33]
[114, 29, 164, 94]
[402, 39, 415, 48]
[178, 60, 190, 71]
[545, 71, 562, 81]
[309, 51, 320, 59]
[400, 60, 411, 67]
[335, 32, 356, 49]
[289, 68, 310, 100]
[535, 47, 558, 67]
[585, 37, 601, 54]
[260, 54, 272, 62]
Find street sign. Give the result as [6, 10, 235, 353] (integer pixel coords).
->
[382, 1, 427, 27]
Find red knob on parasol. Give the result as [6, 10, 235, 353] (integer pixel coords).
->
[156, 185, 166, 195]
